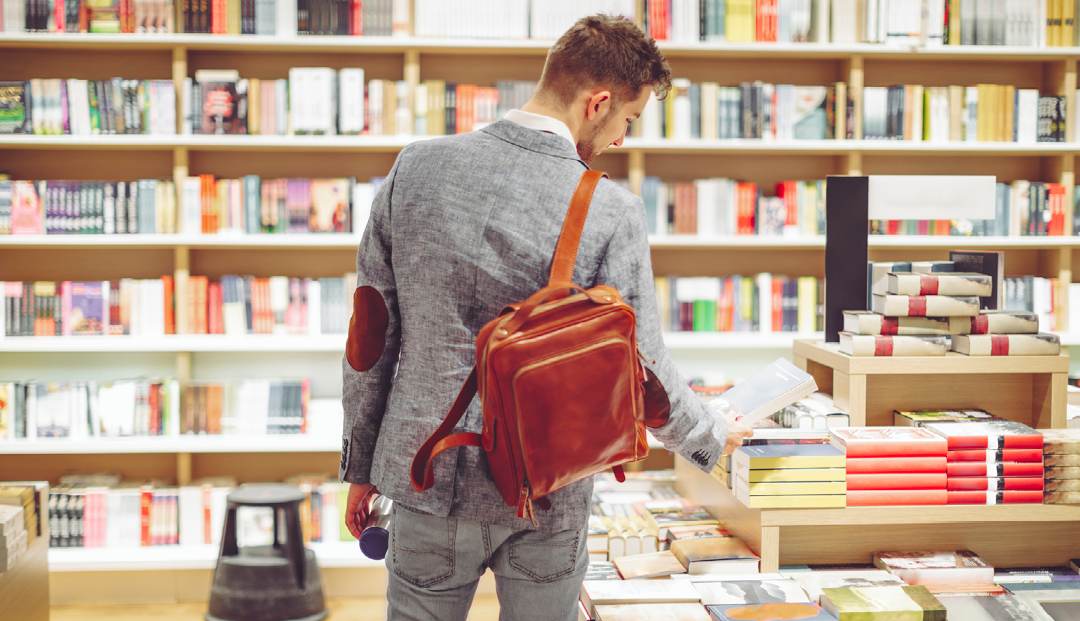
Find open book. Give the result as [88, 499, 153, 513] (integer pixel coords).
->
[713, 358, 818, 427]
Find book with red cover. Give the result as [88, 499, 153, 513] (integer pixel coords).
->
[846, 473, 947, 490]
[946, 490, 1044, 504]
[846, 489, 948, 506]
[830, 427, 947, 458]
[947, 461, 1044, 477]
[846, 456, 948, 474]
[922, 421, 1044, 450]
[948, 449, 1043, 462]
[946, 477, 1043, 491]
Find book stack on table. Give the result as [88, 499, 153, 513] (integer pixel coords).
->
[918, 421, 1046, 505]
[731, 444, 847, 509]
[0, 484, 39, 573]
[829, 427, 948, 506]
[1043, 429, 1080, 505]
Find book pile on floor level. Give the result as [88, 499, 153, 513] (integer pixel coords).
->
[1044, 429, 1080, 506]
[831, 426, 948, 507]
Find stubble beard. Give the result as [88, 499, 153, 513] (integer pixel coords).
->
[576, 108, 618, 165]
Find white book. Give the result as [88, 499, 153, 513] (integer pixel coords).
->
[276, 0, 296, 36]
[275, 79, 288, 135]
[181, 77, 193, 135]
[714, 358, 817, 426]
[1015, 88, 1038, 143]
[757, 273, 773, 333]
[641, 92, 662, 140]
[352, 182, 375, 234]
[307, 280, 322, 336]
[964, 86, 978, 142]
[181, 176, 201, 234]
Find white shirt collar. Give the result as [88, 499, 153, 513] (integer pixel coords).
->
[503, 109, 577, 152]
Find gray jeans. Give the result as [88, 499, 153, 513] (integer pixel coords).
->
[385, 503, 589, 621]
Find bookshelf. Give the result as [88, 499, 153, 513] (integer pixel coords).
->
[3, 19, 1080, 604]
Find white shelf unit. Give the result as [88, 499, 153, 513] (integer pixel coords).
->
[0, 435, 345, 454]
[47, 542, 382, 571]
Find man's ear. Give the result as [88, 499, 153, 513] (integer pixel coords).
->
[585, 90, 613, 120]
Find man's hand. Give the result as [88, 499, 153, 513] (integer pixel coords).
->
[721, 412, 755, 456]
[344, 482, 380, 540]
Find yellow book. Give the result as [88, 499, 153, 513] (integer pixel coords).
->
[247, 78, 260, 135]
[834, 81, 847, 140]
[948, 85, 964, 141]
[744, 468, 847, 483]
[1051, 0, 1062, 46]
[734, 444, 845, 470]
[949, 0, 960, 44]
[1003, 84, 1015, 142]
[1067, 0, 1077, 45]
[976, 84, 990, 141]
[383, 80, 397, 136]
[796, 276, 817, 333]
[736, 480, 847, 495]
[664, 89, 676, 139]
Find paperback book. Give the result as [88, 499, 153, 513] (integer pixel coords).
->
[842, 311, 971, 336]
[838, 333, 949, 357]
[969, 311, 1040, 335]
[894, 410, 1000, 426]
[946, 490, 1045, 504]
[786, 570, 907, 604]
[830, 427, 949, 457]
[947, 449, 1044, 462]
[733, 445, 846, 470]
[873, 551, 995, 585]
[820, 585, 947, 621]
[691, 576, 811, 605]
[935, 593, 1059, 621]
[580, 579, 700, 614]
[946, 477, 1044, 491]
[612, 550, 688, 580]
[706, 603, 838, 621]
[922, 421, 1044, 450]
[845, 473, 948, 490]
[715, 358, 818, 426]
[1046, 453, 1080, 467]
[669, 537, 761, 575]
[846, 456, 949, 474]
[846, 489, 948, 506]
[887, 272, 993, 297]
[1042, 429, 1080, 454]
[593, 603, 711, 621]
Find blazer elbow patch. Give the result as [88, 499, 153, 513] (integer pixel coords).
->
[642, 367, 671, 428]
[346, 286, 390, 372]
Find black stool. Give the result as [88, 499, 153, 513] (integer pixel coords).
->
[206, 484, 328, 621]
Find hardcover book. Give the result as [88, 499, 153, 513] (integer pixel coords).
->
[830, 427, 948, 458]
[911, 261, 955, 274]
[580, 579, 700, 614]
[922, 421, 1044, 450]
[734, 480, 847, 496]
[1045, 467, 1080, 480]
[845, 473, 948, 490]
[873, 551, 995, 585]
[669, 537, 761, 575]
[820, 585, 947, 621]
[707, 603, 837, 621]
[613, 550, 688, 580]
[951, 334, 1061, 356]
[594, 603, 711, 621]
[838, 333, 949, 357]
[665, 525, 733, 542]
[947, 449, 1043, 463]
[936, 593, 1060, 621]
[1042, 429, 1080, 454]
[842, 311, 970, 336]
[846, 489, 948, 506]
[993, 567, 1080, 583]
[714, 358, 818, 426]
[887, 272, 993, 297]
[733, 444, 846, 470]
[846, 457, 948, 474]
[693, 577, 811, 605]
[946, 490, 1044, 504]
[894, 410, 1000, 426]
[969, 311, 1039, 335]
[872, 294, 980, 317]
[946, 477, 1044, 491]
[869, 261, 913, 299]
[787, 570, 907, 604]
[949, 250, 1004, 310]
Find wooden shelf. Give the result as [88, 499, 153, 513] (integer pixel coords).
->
[0, 434, 344, 454]
[0, 335, 347, 352]
[676, 456, 1080, 574]
[47, 542, 381, 571]
[0, 234, 364, 248]
[793, 339, 1069, 428]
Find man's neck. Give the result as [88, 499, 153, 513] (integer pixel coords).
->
[519, 99, 581, 144]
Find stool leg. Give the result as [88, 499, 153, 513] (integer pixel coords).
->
[273, 507, 282, 549]
[220, 503, 239, 557]
[284, 505, 307, 589]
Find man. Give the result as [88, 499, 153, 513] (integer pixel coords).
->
[341, 14, 754, 621]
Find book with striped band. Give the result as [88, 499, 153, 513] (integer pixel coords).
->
[969, 310, 1039, 334]
[947, 490, 1044, 504]
[842, 311, 970, 336]
[948, 449, 1043, 462]
[946, 462, 1044, 477]
[839, 333, 948, 357]
[923, 421, 1044, 450]
[887, 272, 992, 297]
[951, 333, 1060, 356]
[872, 294, 980, 317]
[947, 477, 1043, 491]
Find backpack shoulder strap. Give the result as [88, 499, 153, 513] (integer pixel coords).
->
[547, 170, 607, 286]
[410, 368, 483, 492]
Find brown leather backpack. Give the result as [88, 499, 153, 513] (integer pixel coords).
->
[410, 170, 669, 524]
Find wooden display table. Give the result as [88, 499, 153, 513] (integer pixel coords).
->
[792, 339, 1070, 429]
[0, 527, 50, 621]
[676, 456, 1080, 574]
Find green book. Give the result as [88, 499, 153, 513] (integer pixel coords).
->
[821, 585, 947, 621]
[693, 300, 716, 332]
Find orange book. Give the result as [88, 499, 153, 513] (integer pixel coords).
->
[846, 473, 948, 490]
[188, 276, 209, 335]
[206, 383, 222, 434]
[162, 275, 174, 335]
[140, 485, 153, 546]
[207, 283, 223, 335]
[846, 489, 948, 506]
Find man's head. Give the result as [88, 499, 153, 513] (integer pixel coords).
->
[536, 14, 671, 163]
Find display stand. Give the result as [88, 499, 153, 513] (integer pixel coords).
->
[0, 527, 50, 621]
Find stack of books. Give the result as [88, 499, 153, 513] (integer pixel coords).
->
[731, 444, 846, 508]
[0, 485, 39, 573]
[920, 421, 1046, 505]
[830, 427, 948, 507]
[873, 550, 996, 586]
[951, 311, 1061, 356]
[1043, 429, 1080, 505]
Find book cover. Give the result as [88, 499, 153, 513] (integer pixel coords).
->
[846, 473, 948, 490]
[830, 427, 948, 458]
[594, 603, 711, 621]
[872, 294, 980, 317]
[693, 577, 811, 605]
[743, 469, 847, 483]
[947, 477, 1043, 491]
[895, 410, 1001, 426]
[911, 261, 955, 274]
[821, 585, 947, 620]
[846, 489, 948, 506]
[952, 334, 1061, 356]
[308, 178, 350, 233]
[946, 490, 1044, 504]
[846, 457, 948, 474]
[936, 593, 1062, 620]
[613, 550, 688, 580]
[584, 561, 622, 581]
[922, 421, 1044, 450]
[66, 281, 107, 336]
[969, 311, 1039, 335]
[715, 358, 817, 426]
[666, 525, 733, 542]
[873, 551, 995, 585]
[11, 181, 42, 235]
[1045, 467, 1080, 480]
[669, 536, 760, 575]
[580, 579, 700, 613]
[787, 570, 907, 603]
[947, 462, 1042, 479]
[793, 86, 829, 140]
[707, 603, 837, 621]
[949, 250, 1004, 310]
[887, 272, 993, 297]
[842, 311, 969, 336]
[839, 333, 949, 357]
[733, 444, 846, 470]
[0, 82, 27, 134]
[948, 449, 1043, 463]
[1042, 429, 1080, 454]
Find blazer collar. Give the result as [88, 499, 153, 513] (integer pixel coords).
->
[479, 119, 588, 166]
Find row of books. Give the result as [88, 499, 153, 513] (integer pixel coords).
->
[861, 84, 1068, 143]
[654, 274, 822, 334]
[0, 275, 354, 337]
[0, 79, 176, 136]
[642, 81, 850, 142]
[644, 177, 826, 237]
[0, 176, 379, 236]
[0, 377, 309, 439]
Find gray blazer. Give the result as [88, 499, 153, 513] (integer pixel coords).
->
[341, 118, 728, 532]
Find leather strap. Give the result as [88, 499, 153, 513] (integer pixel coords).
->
[411, 368, 482, 492]
[548, 170, 607, 286]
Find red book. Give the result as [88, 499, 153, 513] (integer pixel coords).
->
[948, 448, 1043, 463]
[1048, 183, 1065, 235]
[847, 489, 948, 506]
[946, 461, 1044, 477]
[846, 473, 947, 490]
[350, 0, 360, 34]
[946, 490, 1044, 504]
[771, 279, 782, 332]
[140, 485, 153, 546]
[202, 484, 213, 545]
[923, 421, 1044, 450]
[947, 477, 1044, 491]
[162, 275, 174, 335]
[830, 427, 948, 458]
[207, 283, 224, 335]
[149, 383, 159, 436]
[846, 456, 948, 474]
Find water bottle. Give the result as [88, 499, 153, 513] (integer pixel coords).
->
[358, 494, 393, 560]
